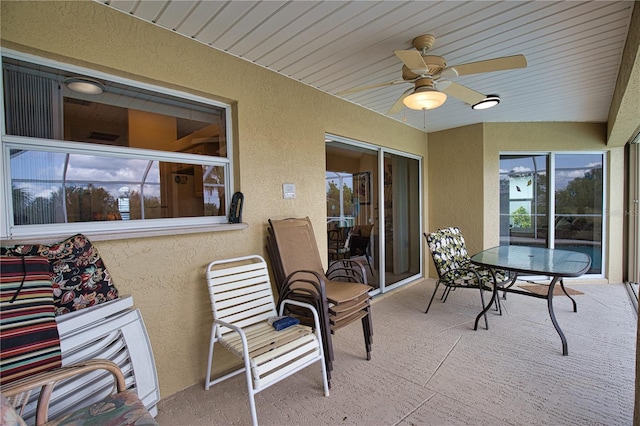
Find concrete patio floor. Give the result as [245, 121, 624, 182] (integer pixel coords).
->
[155, 278, 636, 425]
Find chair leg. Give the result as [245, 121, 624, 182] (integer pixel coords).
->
[244, 360, 259, 426]
[316, 328, 330, 396]
[365, 255, 374, 275]
[441, 285, 453, 302]
[281, 294, 334, 383]
[425, 281, 441, 313]
[310, 298, 334, 377]
[204, 324, 216, 390]
[493, 290, 503, 315]
[478, 285, 489, 330]
[315, 298, 335, 380]
[302, 297, 331, 396]
[362, 316, 370, 360]
[361, 308, 372, 360]
[367, 305, 374, 344]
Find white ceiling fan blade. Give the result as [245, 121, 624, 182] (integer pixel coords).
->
[439, 81, 485, 105]
[442, 54, 527, 78]
[387, 88, 413, 115]
[394, 50, 428, 75]
[336, 79, 406, 96]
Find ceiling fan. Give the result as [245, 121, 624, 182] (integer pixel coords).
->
[337, 34, 527, 114]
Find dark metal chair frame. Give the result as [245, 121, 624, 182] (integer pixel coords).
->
[266, 217, 373, 384]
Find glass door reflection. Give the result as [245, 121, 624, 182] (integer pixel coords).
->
[383, 153, 421, 287]
[326, 143, 379, 289]
[500, 153, 604, 275]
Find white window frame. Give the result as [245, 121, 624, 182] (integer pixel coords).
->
[0, 49, 236, 241]
[499, 150, 607, 279]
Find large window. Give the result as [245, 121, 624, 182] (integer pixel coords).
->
[500, 153, 605, 275]
[1, 52, 232, 238]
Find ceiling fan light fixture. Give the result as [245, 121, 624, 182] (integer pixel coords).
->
[65, 77, 104, 95]
[402, 88, 447, 110]
[471, 95, 500, 110]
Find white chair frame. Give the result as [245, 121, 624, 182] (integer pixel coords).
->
[204, 255, 329, 426]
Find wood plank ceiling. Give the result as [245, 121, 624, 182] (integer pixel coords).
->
[99, 1, 635, 133]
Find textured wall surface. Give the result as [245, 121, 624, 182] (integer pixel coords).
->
[1, 0, 630, 405]
[484, 122, 624, 284]
[427, 121, 623, 284]
[0, 0, 428, 398]
[427, 124, 485, 257]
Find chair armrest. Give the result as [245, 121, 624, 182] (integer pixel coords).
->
[1, 359, 127, 425]
[277, 270, 331, 337]
[279, 299, 322, 333]
[280, 270, 327, 301]
[326, 259, 368, 284]
[213, 318, 252, 358]
[213, 318, 246, 336]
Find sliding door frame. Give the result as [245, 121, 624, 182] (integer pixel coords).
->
[326, 133, 424, 294]
[625, 135, 640, 310]
[500, 150, 607, 279]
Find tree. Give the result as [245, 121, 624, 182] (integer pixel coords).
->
[511, 206, 531, 228]
[128, 190, 163, 219]
[12, 185, 32, 225]
[65, 185, 119, 222]
[555, 167, 602, 214]
[326, 180, 355, 219]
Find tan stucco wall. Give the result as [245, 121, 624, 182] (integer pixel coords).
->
[428, 124, 485, 255]
[0, 0, 429, 398]
[484, 122, 624, 284]
[1, 0, 633, 406]
[427, 122, 624, 283]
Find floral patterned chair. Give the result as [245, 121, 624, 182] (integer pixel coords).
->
[0, 360, 158, 426]
[424, 227, 515, 328]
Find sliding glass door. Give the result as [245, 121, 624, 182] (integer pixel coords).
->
[500, 152, 604, 275]
[499, 155, 548, 247]
[326, 135, 422, 293]
[383, 152, 421, 288]
[326, 142, 379, 289]
[553, 154, 604, 274]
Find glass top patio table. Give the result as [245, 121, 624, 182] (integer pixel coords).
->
[470, 245, 591, 355]
[470, 245, 591, 277]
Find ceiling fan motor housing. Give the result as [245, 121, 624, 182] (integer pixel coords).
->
[402, 55, 447, 80]
[412, 34, 436, 52]
[414, 77, 435, 90]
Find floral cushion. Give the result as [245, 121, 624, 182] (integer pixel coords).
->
[1, 234, 119, 316]
[45, 390, 158, 426]
[426, 227, 509, 288]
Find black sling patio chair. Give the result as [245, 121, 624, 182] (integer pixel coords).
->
[424, 227, 516, 329]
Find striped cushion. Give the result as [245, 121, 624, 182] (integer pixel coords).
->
[0, 256, 61, 385]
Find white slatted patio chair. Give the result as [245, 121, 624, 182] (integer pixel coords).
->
[204, 255, 329, 426]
